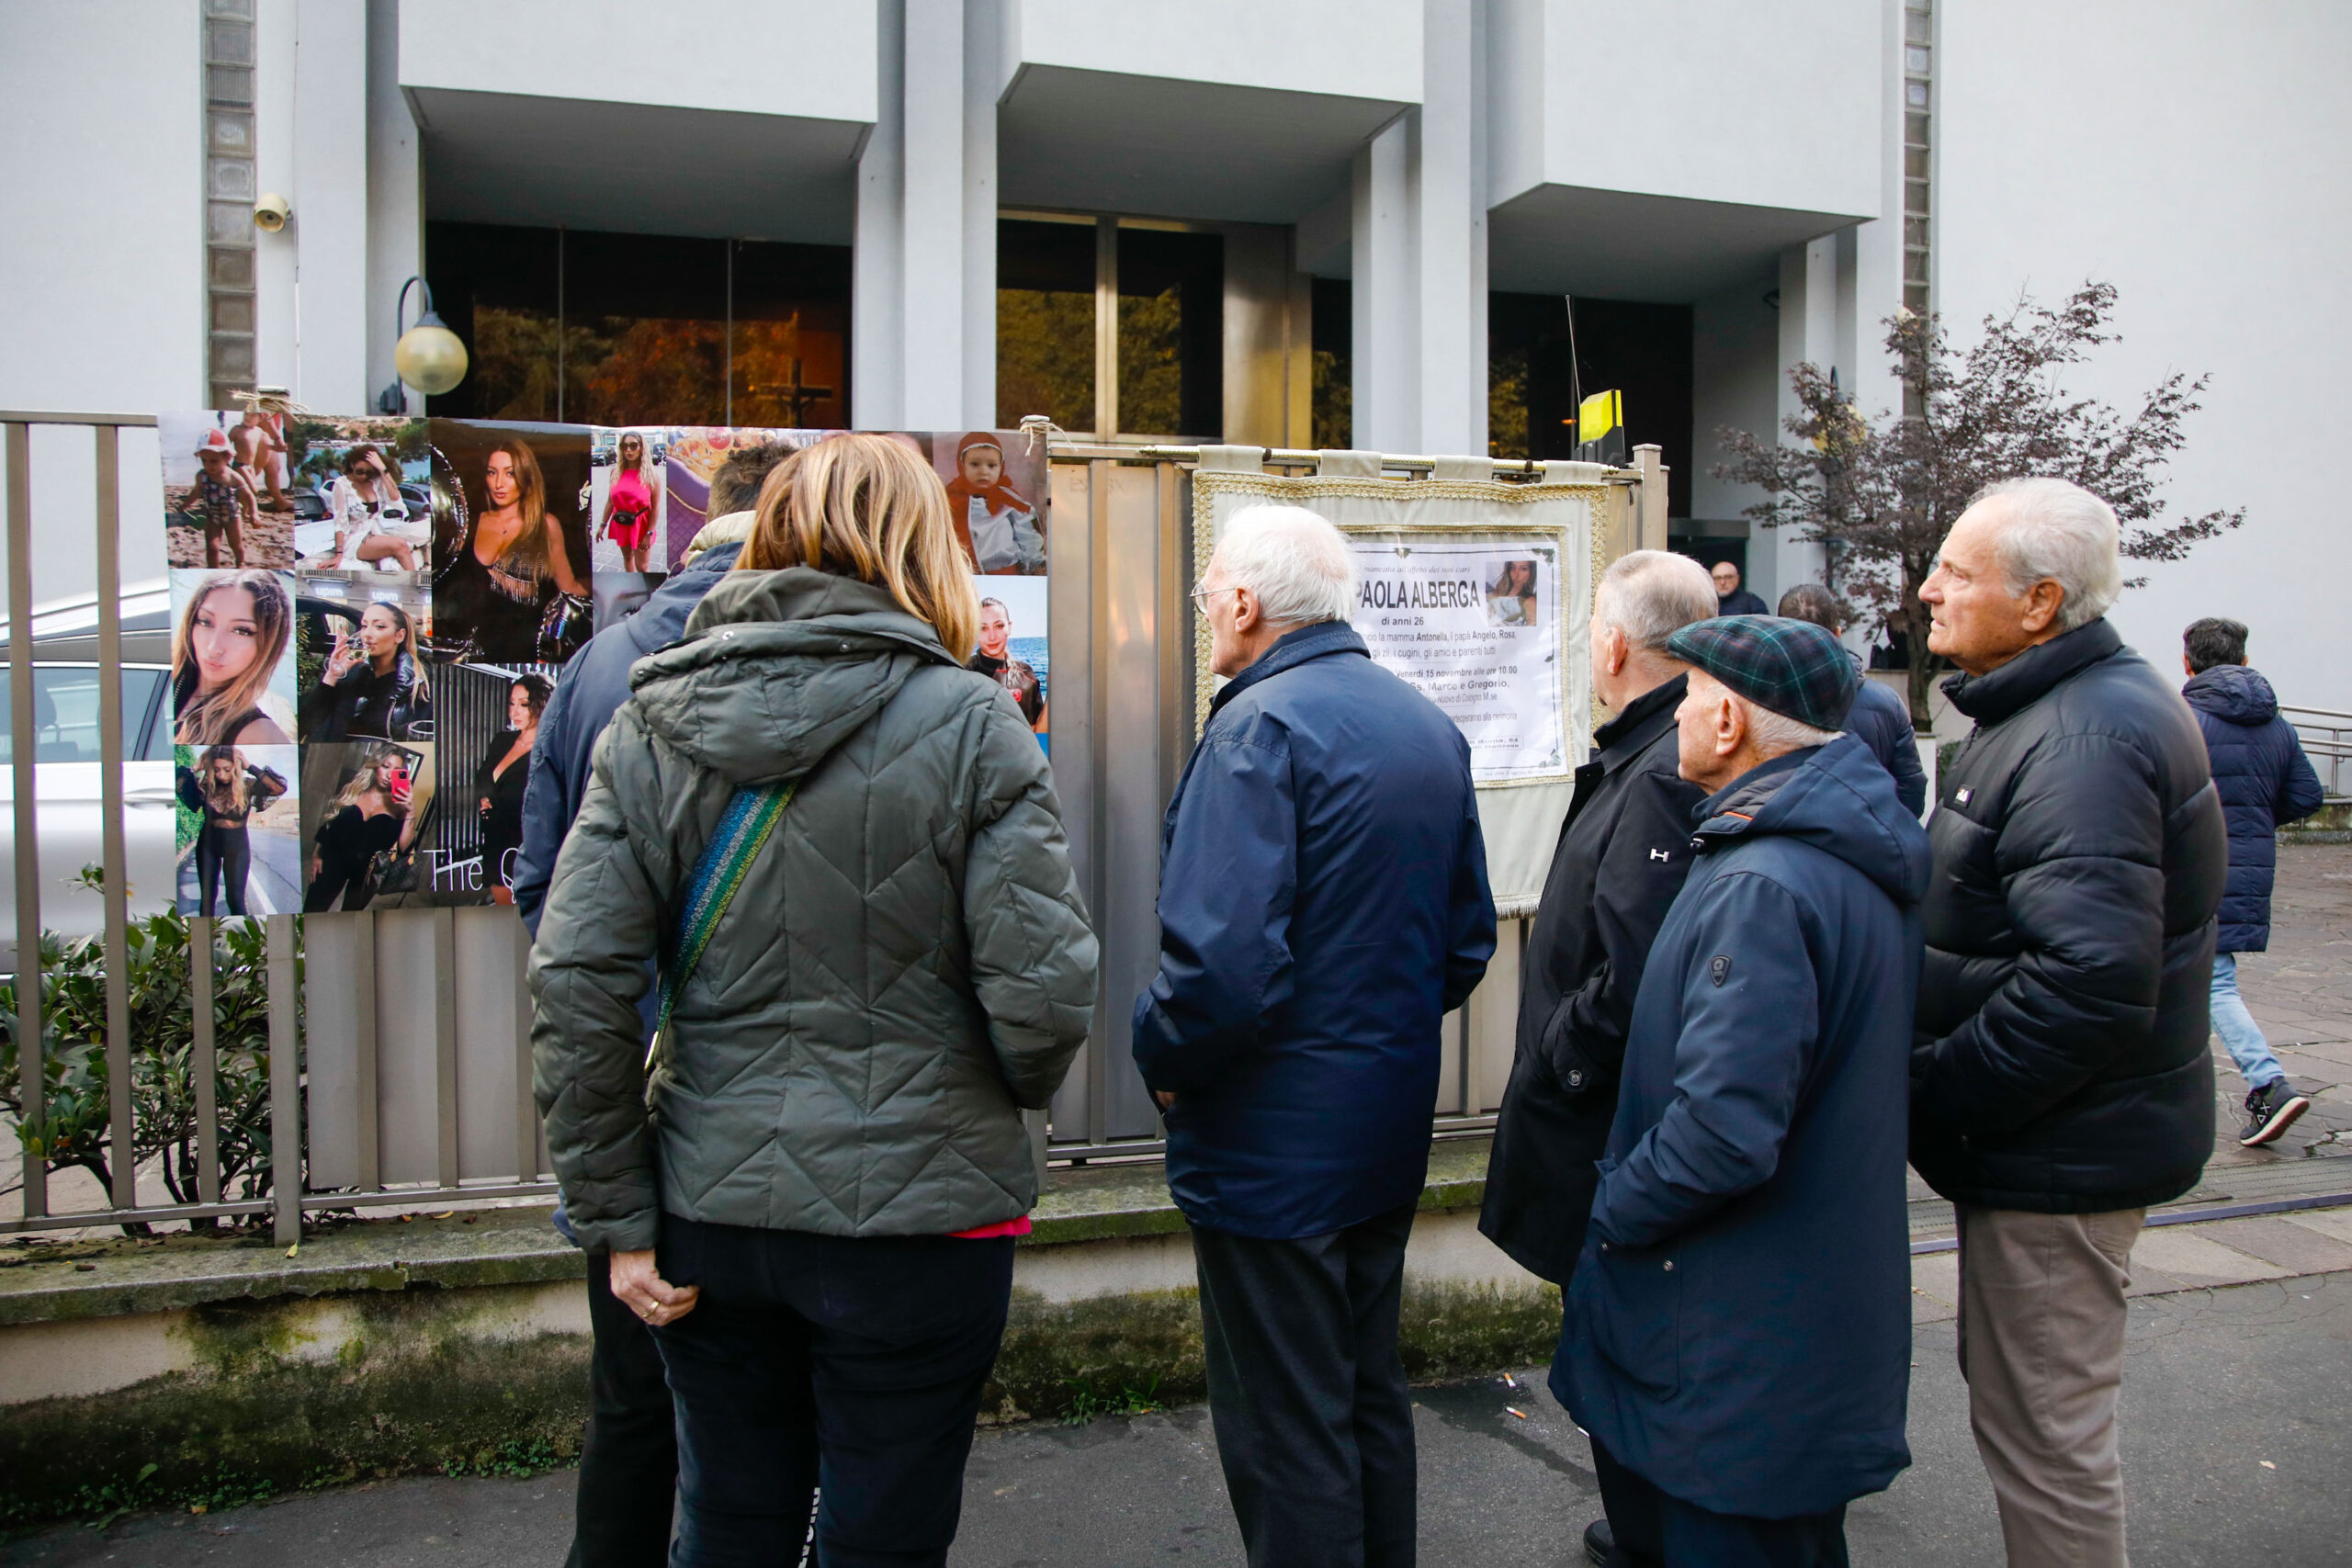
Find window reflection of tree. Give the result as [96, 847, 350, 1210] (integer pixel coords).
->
[1117, 287, 1184, 437]
[996, 288, 1094, 433]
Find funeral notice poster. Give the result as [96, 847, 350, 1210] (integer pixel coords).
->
[1348, 535, 1566, 782]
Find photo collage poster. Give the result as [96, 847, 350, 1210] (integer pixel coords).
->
[159, 418, 1048, 919]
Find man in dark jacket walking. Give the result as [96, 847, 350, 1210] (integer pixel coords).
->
[1554, 615, 1928, 1566]
[1135, 504, 1495, 1568]
[2181, 615, 2327, 1145]
[512, 438, 780, 1568]
[1913, 478, 2226, 1568]
[1778, 582, 1928, 817]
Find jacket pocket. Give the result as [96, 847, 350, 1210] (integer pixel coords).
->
[1584, 1238, 1683, 1402]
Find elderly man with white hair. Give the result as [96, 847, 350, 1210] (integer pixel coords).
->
[1134, 503, 1495, 1568]
[1912, 478, 2226, 1568]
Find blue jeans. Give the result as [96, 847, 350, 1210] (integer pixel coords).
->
[2211, 953, 2284, 1091]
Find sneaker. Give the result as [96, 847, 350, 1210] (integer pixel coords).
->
[2240, 1080, 2312, 1147]
[1584, 1518, 1614, 1566]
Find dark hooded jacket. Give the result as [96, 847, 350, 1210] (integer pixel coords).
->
[530, 568, 1099, 1252]
[1132, 621, 1496, 1240]
[1480, 674, 1707, 1283]
[2182, 663, 2325, 953]
[1843, 654, 1928, 817]
[514, 542, 742, 936]
[1911, 619, 2227, 1214]
[1552, 734, 1929, 1520]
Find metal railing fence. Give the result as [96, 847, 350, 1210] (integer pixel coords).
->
[2, 412, 557, 1242]
[2282, 705, 2351, 801]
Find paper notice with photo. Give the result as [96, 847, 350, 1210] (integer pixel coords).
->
[1349, 537, 1566, 783]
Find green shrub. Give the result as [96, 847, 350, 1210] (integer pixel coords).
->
[0, 879, 296, 1224]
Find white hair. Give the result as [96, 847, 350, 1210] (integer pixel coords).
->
[1596, 549, 1718, 653]
[1744, 702, 1843, 757]
[1970, 477, 2123, 631]
[1210, 505, 1358, 626]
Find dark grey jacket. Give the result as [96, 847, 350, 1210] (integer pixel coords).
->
[1911, 619, 2226, 1213]
[530, 568, 1099, 1251]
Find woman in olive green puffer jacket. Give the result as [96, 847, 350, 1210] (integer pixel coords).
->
[529, 433, 1097, 1566]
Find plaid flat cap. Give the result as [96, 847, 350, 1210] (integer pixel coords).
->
[1666, 615, 1860, 730]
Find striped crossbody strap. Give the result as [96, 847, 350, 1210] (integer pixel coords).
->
[648, 781, 796, 1068]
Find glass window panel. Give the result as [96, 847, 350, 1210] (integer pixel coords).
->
[424, 221, 561, 421]
[0, 668, 108, 763]
[563, 231, 728, 428]
[1313, 277, 1353, 452]
[731, 241, 853, 429]
[997, 220, 1097, 433]
[1115, 228, 1222, 438]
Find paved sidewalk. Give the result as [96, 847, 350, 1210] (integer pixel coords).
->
[11, 1268, 2350, 1566]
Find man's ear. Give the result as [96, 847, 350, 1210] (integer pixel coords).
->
[1715, 692, 1745, 756]
[2019, 580, 2066, 635]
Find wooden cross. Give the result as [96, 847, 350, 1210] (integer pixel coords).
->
[758, 358, 834, 426]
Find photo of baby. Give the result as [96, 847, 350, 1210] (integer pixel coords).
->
[161, 413, 290, 570]
[936, 431, 1046, 575]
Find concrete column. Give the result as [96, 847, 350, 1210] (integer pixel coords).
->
[1413, 0, 1484, 457]
[1351, 115, 1412, 452]
[854, 0, 996, 431]
[961, 0, 1000, 429]
[1848, 0, 1909, 426]
[853, 0, 908, 427]
[1765, 236, 1845, 607]
[291, 0, 368, 412]
[899, 1, 965, 430]
[366, 0, 422, 415]
[253, 0, 297, 393]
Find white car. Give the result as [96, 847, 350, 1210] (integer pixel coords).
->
[0, 582, 177, 968]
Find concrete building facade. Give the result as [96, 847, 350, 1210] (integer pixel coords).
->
[3, 0, 2342, 706]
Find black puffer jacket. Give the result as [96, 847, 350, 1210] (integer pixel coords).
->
[1911, 619, 2227, 1213]
[1480, 675, 1706, 1283]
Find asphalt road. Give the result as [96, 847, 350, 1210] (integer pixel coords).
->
[11, 1270, 2349, 1567]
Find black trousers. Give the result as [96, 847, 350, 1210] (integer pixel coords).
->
[565, 1248, 680, 1568]
[651, 1215, 1013, 1568]
[1193, 1202, 1419, 1568]
[1592, 1435, 1849, 1568]
[196, 825, 249, 917]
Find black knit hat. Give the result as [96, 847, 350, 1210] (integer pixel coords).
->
[1665, 615, 1860, 731]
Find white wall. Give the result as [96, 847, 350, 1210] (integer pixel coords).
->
[1938, 0, 2352, 711]
[1000, 0, 1421, 104]
[397, 0, 877, 122]
[1690, 270, 1781, 525]
[0, 2, 193, 605]
[0, 1, 205, 416]
[1488, 0, 1882, 218]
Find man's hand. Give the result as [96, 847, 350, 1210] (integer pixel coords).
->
[608, 1247, 699, 1326]
[1152, 1089, 1177, 1112]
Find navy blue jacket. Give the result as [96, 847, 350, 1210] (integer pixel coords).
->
[514, 543, 743, 940]
[1554, 734, 1928, 1519]
[1844, 656, 1928, 817]
[1133, 621, 1496, 1240]
[1716, 589, 1769, 618]
[2184, 664, 2324, 953]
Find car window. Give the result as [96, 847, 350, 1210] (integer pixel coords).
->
[0, 667, 170, 763]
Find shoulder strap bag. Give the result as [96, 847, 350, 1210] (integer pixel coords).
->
[647, 779, 797, 1069]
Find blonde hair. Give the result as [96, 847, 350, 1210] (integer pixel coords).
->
[737, 434, 981, 657]
[199, 744, 248, 814]
[330, 750, 412, 818]
[172, 570, 291, 744]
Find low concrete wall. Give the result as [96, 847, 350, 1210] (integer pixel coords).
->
[0, 1148, 1558, 1521]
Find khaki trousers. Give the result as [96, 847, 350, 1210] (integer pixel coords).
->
[1955, 1205, 2145, 1568]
